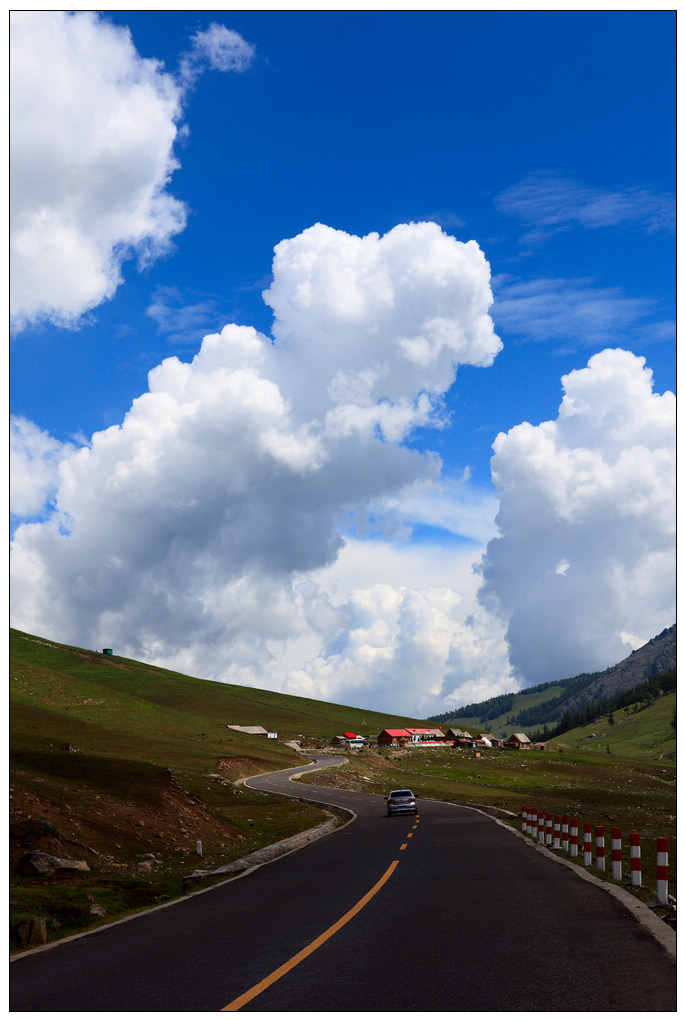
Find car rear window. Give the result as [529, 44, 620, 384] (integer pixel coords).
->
[391, 791, 413, 798]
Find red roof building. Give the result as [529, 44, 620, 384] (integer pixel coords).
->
[377, 729, 411, 746]
[404, 728, 447, 743]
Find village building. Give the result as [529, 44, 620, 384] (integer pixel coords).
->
[504, 732, 532, 750]
[226, 725, 278, 740]
[404, 727, 447, 744]
[445, 727, 472, 741]
[377, 727, 447, 746]
[377, 729, 411, 747]
[345, 735, 366, 748]
[332, 733, 367, 748]
[332, 732, 356, 747]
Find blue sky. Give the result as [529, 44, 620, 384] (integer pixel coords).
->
[10, 12, 675, 716]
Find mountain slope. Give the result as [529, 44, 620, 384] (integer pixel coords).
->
[430, 624, 676, 735]
[555, 624, 676, 716]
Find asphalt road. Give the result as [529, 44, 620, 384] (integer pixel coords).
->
[10, 756, 676, 1011]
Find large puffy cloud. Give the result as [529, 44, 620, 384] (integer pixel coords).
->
[264, 222, 500, 428]
[10, 416, 76, 519]
[285, 554, 514, 716]
[10, 223, 502, 714]
[10, 11, 185, 327]
[10, 12, 253, 330]
[477, 348, 675, 685]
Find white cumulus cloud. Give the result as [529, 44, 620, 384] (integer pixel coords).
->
[264, 222, 501, 428]
[285, 559, 514, 717]
[477, 348, 675, 686]
[10, 222, 503, 715]
[10, 12, 254, 330]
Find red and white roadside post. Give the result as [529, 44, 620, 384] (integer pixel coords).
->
[584, 823, 593, 866]
[570, 818, 579, 857]
[538, 812, 545, 844]
[553, 815, 561, 849]
[596, 826, 606, 871]
[522, 807, 527, 833]
[545, 812, 553, 846]
[611, 827, 622, 880]
[630, 832, 642, 887]
[561, 815, 569, 853]
[657, 838, 669, 905]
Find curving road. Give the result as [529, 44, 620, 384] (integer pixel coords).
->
[10, 756, 676, 1011]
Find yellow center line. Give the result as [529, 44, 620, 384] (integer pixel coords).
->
[399, 843, 407, 850]
[221, 859, 401, 1011]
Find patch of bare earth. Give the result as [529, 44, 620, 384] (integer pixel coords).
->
[9, 773, 246, 878]
[215, 756, 278, 781]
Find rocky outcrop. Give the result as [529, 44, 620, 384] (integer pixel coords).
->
[10, 818, 59, 841]
[15, 917, 47, 947]
[18, 850, 90, 876]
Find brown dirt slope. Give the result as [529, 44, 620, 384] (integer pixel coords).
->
[10, 770, 247, 878]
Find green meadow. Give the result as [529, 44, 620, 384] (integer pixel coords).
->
[9, 628, 676, 946]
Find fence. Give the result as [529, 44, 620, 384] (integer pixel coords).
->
[521, 807, 669, 906]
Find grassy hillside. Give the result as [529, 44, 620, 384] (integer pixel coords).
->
[545, 692, 676, 761]
[10, 629, 425, 751]
[9, 628, 429, 950]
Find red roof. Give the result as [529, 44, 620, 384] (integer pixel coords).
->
[380, 729, 410, 737]
[405, 728, 445, 736]
[343, 732, 357, 738]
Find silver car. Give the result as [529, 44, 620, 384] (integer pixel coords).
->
[386, 789, 417, 816]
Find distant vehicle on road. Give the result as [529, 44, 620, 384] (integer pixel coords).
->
[385, 790, 417, 816]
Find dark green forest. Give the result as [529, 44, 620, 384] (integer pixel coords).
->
[529, 668, 676, 742]
[427, 673, 602, 727]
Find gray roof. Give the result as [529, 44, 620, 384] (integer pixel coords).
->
[227, 725, 269, 735]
